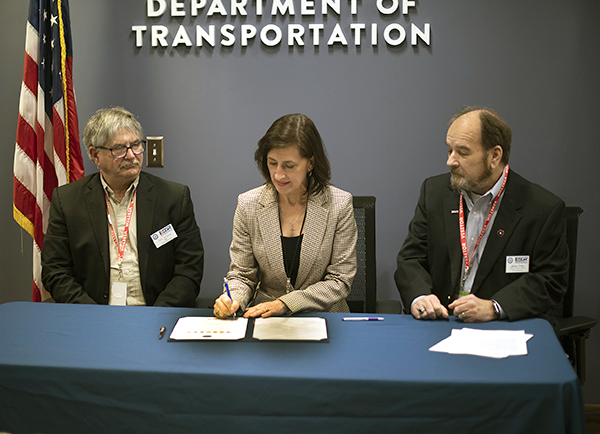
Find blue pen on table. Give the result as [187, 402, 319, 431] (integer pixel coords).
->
[342, 317, 384, 321]
[223, 277, 236, 319]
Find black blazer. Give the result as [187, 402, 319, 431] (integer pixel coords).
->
[42, 172, 204, 307]
[395, 170, 569, 323]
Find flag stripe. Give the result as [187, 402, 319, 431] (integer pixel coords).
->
[15, 116, 36, 163]
[25, 21, 38, 63]
[22, 54, 38, 98]
[33, 243, 45, 302]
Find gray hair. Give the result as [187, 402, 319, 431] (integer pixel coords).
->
[82, 107, 143, 159]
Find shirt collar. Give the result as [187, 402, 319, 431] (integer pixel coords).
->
[100, 174, 140, 203]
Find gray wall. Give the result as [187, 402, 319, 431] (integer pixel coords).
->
[2, 1, 599, 402]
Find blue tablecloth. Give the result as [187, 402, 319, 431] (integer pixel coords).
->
[0, 302, 585, 433]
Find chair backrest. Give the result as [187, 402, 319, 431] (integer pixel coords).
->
[346, 196, 377, 313]
[547, 206, 583, 321]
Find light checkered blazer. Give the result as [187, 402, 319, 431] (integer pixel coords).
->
[226, 183, 357, 313]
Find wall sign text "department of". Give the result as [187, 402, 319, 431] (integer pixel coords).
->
[132, 0, 431, 49]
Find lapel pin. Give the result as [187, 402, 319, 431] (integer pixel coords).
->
[451, 210, 459, 214]
[497, 229, 505, 237]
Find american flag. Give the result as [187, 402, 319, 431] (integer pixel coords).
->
[13, 0, 84, 302]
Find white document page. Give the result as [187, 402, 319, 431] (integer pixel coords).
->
[253, 317, 328, 341]
[169, 316, 248, 340]
[429, 328, 533, 358]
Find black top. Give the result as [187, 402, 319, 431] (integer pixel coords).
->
[281, 235, 303, 288]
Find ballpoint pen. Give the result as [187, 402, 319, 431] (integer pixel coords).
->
[223, 277, 236, 319]
[158, 326, 166, 339]
[342, 317, 384, 321]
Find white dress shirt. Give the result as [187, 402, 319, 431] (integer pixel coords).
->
[101, 175, 145, 306]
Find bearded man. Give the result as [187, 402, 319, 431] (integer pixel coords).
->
[395, 106, 568, 325]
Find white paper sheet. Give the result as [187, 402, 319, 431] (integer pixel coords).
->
[169, 316, 248, 340]
[429, 328, 533, 358]
[252, 317, 328, 341]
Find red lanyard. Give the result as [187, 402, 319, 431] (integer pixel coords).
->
[459, 164, 509, 286]
[105, 190, 137, 276]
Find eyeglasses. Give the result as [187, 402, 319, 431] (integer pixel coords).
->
[95, 140, 146, 159]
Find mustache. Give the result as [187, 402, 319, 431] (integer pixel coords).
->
[119, 159, 141, 169]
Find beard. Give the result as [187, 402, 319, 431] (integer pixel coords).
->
[450, 160, 494, 193]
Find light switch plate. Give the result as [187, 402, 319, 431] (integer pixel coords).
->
[147, 136, 164, 167]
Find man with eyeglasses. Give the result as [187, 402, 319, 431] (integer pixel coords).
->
[42, 107, 204, 307]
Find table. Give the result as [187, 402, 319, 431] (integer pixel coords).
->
[0, 302, 585, 434]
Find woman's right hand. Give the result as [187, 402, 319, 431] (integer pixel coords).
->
[213, 293, 240, 318]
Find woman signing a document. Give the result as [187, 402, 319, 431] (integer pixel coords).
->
[213, 114, 357, 319]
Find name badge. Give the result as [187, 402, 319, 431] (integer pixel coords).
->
[151, 223, 178, 248]
[110, 281, 127, 306]
[506, 255, 529, 273]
